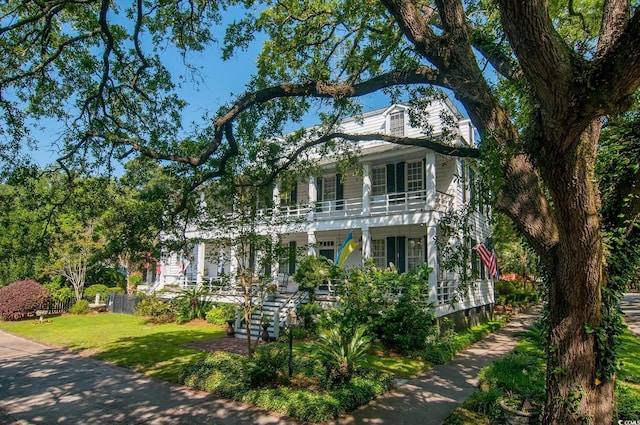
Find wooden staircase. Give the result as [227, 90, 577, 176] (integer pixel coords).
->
[233, 291, 308, 342]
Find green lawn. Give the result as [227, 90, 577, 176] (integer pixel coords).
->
[0, 312, 427, 381]
[0, 313, 226, 382]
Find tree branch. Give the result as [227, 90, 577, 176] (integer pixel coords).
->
[496, 0, 574, 112]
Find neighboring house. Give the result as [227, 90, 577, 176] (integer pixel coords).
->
[158, 98, 494, 322]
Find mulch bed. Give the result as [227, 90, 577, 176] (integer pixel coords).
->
[184, 336, 257, 356]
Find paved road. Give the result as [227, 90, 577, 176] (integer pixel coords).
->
[621, 292, 640, 337]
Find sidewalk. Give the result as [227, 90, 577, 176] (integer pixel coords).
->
[0, 309, 540, 425]
[326, 308, 539, 425]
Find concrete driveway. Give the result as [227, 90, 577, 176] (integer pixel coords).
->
[0, 331, 301, 425]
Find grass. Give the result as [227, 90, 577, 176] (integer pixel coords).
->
[0, 310, 515, 422]
[0, 312, 225, 381]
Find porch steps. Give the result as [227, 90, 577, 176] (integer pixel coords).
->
[234, 292, 308, 341]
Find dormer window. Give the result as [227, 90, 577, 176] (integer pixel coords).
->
[389, 111, 405, 136]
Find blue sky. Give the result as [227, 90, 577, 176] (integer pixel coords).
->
[25, 4, 459, 169]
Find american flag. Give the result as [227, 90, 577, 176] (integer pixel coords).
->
[474, 242, 498, 278]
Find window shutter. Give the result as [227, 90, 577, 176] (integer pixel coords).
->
[397, 236, 406, 273]
[290, 184, 297, 204]
[386, 164, 395, 193]
[386, 237, 396, 269]
[316, 177, 323, 212]
[288, 241, 296, 275]
[316, 177, 323, 202]
[396, 161, 405, 193]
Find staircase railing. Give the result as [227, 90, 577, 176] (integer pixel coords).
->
[276, 291, 309, 329]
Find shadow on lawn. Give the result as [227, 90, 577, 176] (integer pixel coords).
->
[79, 327, 227, 381]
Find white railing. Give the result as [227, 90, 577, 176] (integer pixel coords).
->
[315, 198, 363, 218]
[370, 189, 427, 215]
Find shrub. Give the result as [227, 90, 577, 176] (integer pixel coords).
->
[126, 272, 143, 294]
[69, 299, 90, 315]
[205, 302, 236, 325]
[379, 295, 436, 354]
[175, 286, 211, 323]
[84, 284, 110, 303]
[0, 279, 50, 321]
[297, 302, 328, 333]
[179, 352, 251, 398]
[248, 343, 290, 387]
[43, 281, 75, 304]
[135, 294, 177, 323]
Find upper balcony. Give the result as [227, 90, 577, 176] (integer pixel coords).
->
[276, 189, 453, 221]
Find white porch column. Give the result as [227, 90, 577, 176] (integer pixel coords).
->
[196, 242, 206, 285]
[307, 230, 317, 256]
[361, 225, 371, 263]
[271, 234, 280, 285]
[425, 151, 436, 211]
[425, 222, 439, 305]
[229, 242, 238, 280]
[362, 162, 371, 216]
[307, 176, 317, 221]
[272, 181, 281, 216]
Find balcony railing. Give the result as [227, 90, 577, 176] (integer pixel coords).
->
[189, 190, 455, 230]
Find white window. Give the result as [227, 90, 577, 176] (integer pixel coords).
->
[407, 161, 423, 192]
[322, 175, 336, 201]
[390, 112, 405, 136]
[407, 237, 423, 270]
[372, 239, 386, 268]
[372, 167, 386, 196]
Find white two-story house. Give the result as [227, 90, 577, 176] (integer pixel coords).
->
[159, 98, 494, 321]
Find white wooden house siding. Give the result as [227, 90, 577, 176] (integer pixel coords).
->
[159, 100, 493, 318]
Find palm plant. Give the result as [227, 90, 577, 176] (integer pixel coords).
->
[316, 325, 372, 384]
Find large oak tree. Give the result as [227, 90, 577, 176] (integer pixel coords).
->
[1, 0, 639, 423]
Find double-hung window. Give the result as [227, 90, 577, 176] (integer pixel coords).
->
[406, 161, 424, 192]
[390, 112, 405, 136]
[371, 167, 386, 196]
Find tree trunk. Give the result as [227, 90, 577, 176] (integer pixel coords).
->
[539, 122, 614, 424]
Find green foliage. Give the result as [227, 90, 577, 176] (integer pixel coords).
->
[616, 382, 640, 421]
[377, 264, 436, 354]
[315, 326, 372, 384]
[83, 284, 110, 302]
[248, 343, 290, 387]
[494, 280, 539, 306]
[175, 286, 211, 324]
[69, 299, 90, 315]
[423, 320, 505, 365]
[494, 280, 517, 296]
[204, 302, 236, 325]
[463, 388, 503, 420]
[85, 266, 126, 289]
[292, 255, 333, 297]
[179, 348, 393, 423]
[135, 294, 177, 324]
[127, 272, 144, 290]
[43, 281, 75, 304]
[0, 279, 50, 321]
[179, 352, 251, 398]
[296, 302, 328, 333]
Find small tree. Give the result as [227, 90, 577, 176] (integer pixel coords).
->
[48, 222, 103, 301]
